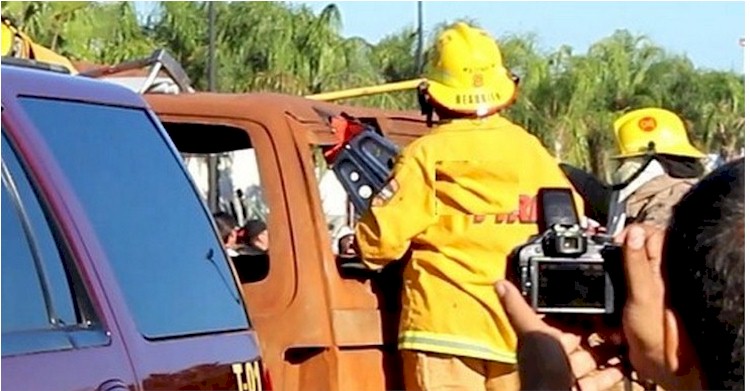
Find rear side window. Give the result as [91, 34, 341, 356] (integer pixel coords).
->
[2, 133, 107, 355]
[18, 98, 248, 339]
[1, 183, 50, 333]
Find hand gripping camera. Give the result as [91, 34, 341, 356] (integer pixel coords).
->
[513, 188, 625, 315]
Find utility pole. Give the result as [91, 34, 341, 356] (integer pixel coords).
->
[207, 2, 219, 212]
[209, 3, 217, 90]
[415, 1, 424, 73]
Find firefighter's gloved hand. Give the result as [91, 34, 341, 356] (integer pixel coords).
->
[583, 217, 607, 236]
[338, 233, 359, 257]
[496, 280, 625, 391]
[337, 233, 377, 277]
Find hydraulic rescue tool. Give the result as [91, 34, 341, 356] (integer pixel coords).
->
[322, 113, 399, 216]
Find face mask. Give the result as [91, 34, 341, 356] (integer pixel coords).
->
[612, 157, 647, 184]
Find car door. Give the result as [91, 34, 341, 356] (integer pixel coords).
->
[0, 131, 139, 391]
[9, 96, 265, 391]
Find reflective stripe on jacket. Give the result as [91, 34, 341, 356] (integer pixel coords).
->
[355, 114, 584, 363]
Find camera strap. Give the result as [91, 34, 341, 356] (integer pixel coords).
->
[606, 159, 666, 236]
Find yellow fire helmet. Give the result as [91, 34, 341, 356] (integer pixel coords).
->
[422, 22, 518, 116]
[613, 107, 706, 159]
[2, 18, 17, 56]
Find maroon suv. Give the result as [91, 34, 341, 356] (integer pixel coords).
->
[1, 60, 268, 390]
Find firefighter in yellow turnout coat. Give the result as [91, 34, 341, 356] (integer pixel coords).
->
[355, 23, 583, 391]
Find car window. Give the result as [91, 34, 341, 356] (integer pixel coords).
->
[1, 181, 51, 333]
[311, 146, 356, 253]
[18, 97, 249, 339]
[215, 149, 270, 285]
[184, 149, 270, 224]
[1, 136, 80, 326]
[2, 130, 107, 356]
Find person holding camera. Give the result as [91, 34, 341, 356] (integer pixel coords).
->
[354, 22, 585, 391]
[496, 158, 744, 391]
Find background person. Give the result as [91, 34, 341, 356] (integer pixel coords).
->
[610, 108, 705, 228]
[213, 211, 240, 257]
[237, 218, 268, 255]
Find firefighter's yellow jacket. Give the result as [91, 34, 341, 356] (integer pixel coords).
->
[355, 115, 584, 363]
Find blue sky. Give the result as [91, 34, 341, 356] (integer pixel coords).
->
[301, 1, 745, 72]
[135, 1, 745, 72]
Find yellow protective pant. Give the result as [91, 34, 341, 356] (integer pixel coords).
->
[402, 350, 520, 391]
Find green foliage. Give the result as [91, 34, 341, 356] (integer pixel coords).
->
[3, 1, 155, 62]
[2, 1, 743, 175]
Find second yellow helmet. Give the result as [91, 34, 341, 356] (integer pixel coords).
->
[423, 22, 518, 116]
[613, 108, 705, 159]
[2, 18, 17, 56]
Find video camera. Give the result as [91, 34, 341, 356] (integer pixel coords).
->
[513, 188, 625, 315]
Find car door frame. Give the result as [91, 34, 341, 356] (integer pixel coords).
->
[1, 71, 141, 391]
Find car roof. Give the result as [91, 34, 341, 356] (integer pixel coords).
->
[145, 92, 430, 147]
[2, 62, 149, 109]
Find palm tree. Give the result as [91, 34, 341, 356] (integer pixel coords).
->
[693, 71, 745, 156]
[7, 0, 743, 169]
[2, 1, 153, 63]
[148, 2, 210, 89]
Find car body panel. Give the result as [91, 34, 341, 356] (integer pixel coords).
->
[2, 65, 142, 391]
[145, 92, 430, 391]
[2, 64, 264, 391]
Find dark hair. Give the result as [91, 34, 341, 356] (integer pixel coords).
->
[663, 158, 744, 390]
[212, 212, 237, 244]
[242, 219, 267, 241]
[654, 154, 705, 179]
